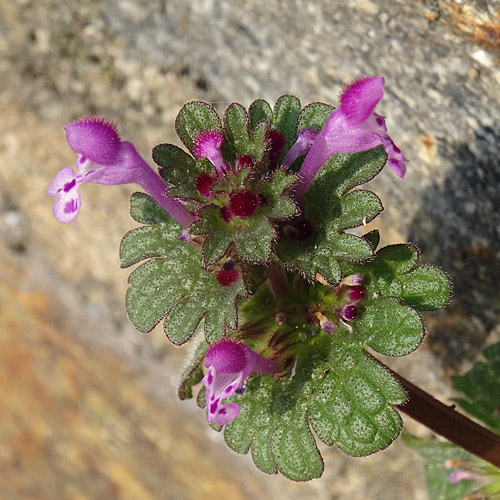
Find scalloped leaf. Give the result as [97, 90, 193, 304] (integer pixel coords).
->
[175, 101, 222, 153]
[224, 103, 267, 161]
[154, 143, 213, 203]
[277, 148, 386, 284]
[297, 102, 334, 132]
[354, 296, 424, 356]
[249, 99, 272, 130]
[272, 95, 301, 150]
[363, 229, 380, 252]
[451, 342, 500, 433]
[191, 169, 298, 264]
[220, 334, 405, 481]
[314, 147, 387, 197]
[342, 244, 451, 312]
[121, 193, 245, 344]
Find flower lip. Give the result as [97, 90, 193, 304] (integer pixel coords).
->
[339, 76, 385, 126]
[204, 339, 248, 374]
[65, 116, 121, 165]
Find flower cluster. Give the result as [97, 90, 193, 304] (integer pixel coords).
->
[47, 76, 408, 429]
[314, 274, 366, 334]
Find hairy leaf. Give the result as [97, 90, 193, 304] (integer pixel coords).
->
[175, 101, 222, 153]
[452, 342, 500, 433]
[220, 334, 405, 481]
[121, 193, 245, 344]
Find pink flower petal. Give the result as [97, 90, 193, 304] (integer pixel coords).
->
[65, 116, 121, 165]
[52, 188, 81, 224]
[211, 402, 241, 426]
[46, 166, 77, 196]
[339, 76, 385, 126]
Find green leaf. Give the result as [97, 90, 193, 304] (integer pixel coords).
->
[221, 334, 406, 481]
[297, 102, 334, 132]
[272, 95, 301, 150]
[276, 148, 387, 284]
[451, 342, 500, 433]
[175, 101, 222, 153]
[403, 433, 479, 500]
[121, 193, 245, 344]
[313, 147, 387, 197]
[355, 297, 424, 356]
[192, 205, 277, 264]
[342, 244, 451, 312]
[178, 339, 209, 400]
[249, 99, 272, 130]
[154, 143, 213, 203]
[224, 103, 268, 161]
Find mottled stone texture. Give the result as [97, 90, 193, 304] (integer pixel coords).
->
[0, 0, 499, 498]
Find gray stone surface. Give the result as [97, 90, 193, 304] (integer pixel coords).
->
[1, 0, 499, 498]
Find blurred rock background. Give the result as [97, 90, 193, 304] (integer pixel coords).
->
[1, 0, 499, 498]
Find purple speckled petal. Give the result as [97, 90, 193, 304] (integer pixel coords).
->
[360, 114, 407, 178]
[202, 339, 280, 425]
[52, 185, 82, 224]
[46, 166, 77, 196]
[211, 402, 241, 426]
[65, 116, 121, 165]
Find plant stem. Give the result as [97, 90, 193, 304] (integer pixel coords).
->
[267, 263, 290, 301]
[380, 361, 500, 468]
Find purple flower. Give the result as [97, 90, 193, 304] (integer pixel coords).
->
[202, 339, 279, 426]
[282, 128, 318, 167]
[193, 130, 227, 176]
[294, 76, 408, 202]
[47, 116, 194, 227]
[448, 468, 480, 484]
[340, 304, 358, 321]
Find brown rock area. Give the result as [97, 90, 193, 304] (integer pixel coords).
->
[1, 0, 499, 498]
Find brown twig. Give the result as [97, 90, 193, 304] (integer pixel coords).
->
[380, 362, 500, 468]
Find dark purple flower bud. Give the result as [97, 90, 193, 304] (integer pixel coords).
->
[216, 268, 239, 287]
[348, 285, 365, 302]
[340, 304, 358, 321]
[268, 129, 286, 170]
[195, 172, 214, 198]
[229, 189, 261, 218]
[283, 218, 315, 241]
[222, 258, 235, 271]
[220, 205, 233, 223]
[238, 154, 254, 169]
[320, 319, 336, 334]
